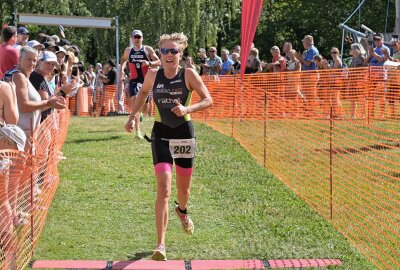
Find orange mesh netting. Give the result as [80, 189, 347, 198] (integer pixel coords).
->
[102, 85, 117, 116]
[0, 109, 70, 270]
[192, 66, 400, 269]
[1, 67, 399, 269]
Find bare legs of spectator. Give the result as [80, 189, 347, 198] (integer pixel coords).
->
[387, 87, 397, 119]
[369, 83, 385, 119]
[147, 98, 154, 116]
[141, 103, 148, 119]
[117, 85, 125, 113]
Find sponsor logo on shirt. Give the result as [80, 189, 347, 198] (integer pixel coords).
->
[170, 79, 182, 84]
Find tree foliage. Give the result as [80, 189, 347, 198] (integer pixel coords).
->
[0, 0, 396, 65]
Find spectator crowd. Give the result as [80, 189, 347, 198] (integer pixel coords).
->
[187, 33, 400, 119]
[1, 22, 400, 269]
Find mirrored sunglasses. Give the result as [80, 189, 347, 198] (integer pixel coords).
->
[160, 48, 180, 55]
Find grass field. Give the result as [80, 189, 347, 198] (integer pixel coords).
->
[32, 116, 376, 269]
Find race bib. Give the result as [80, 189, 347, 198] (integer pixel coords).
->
[169, 138, 196, 159]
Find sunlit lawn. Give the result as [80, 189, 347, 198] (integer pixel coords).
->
[32, 116, 375, 269]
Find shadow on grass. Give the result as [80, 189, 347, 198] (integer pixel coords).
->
[126, 251, 153, 260]
[68, 136, 123, 144]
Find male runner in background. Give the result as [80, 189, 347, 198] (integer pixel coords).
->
[120, 30, 160, 139]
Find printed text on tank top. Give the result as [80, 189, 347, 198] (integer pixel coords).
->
[128, 45, 150, 82]
[152, 68, 192, 128]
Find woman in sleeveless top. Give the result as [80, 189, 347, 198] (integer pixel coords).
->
[13, 46, 66, 136]
[125, 33, 212, 261]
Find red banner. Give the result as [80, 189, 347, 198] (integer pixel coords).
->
[240, 0, 264, 79]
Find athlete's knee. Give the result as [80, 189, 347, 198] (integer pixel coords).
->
[177, 186, 190, 198]
[176, 165, 193, 177]
[157, 186, 171, 200]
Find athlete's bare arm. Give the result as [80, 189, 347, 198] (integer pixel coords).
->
[179, 68, 213, 115]
[120, 47, 131, 79]
[124, 69, 157, 132]
[144, 46, 161, 68]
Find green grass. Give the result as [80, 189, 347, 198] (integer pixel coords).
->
[32, 116, 376, 269]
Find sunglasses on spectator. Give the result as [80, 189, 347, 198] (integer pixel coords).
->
[133, 35, 142, 39]
[160, 48, 180, 55]
[330, 51, 338, 54]
[209, 50, 216, 52]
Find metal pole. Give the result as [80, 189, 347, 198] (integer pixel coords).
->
[115, 16, 123, 112]
[263, 91, 267, 168]
[396, 0, 400, 34]
[340, 29, 345, 62]
[385, 0, 390, 35]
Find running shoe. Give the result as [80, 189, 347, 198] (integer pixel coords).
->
[136, 130, 144, 139]
[140, 112, 144, 122]
[174, 201, 194, 235]
[151, 244, 167, 261]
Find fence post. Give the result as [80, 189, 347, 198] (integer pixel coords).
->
[329, 106, 334, 220]
[29, 119, 34, 256]
[264, 90, 267, 167]
[367, 67, 371, 125]
[231, 76, 236, 137]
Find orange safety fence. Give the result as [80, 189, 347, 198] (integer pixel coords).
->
[102, 85, 117, 116]
[2, 67, 398, 269]
[0, 109, 70, 270]
[66, 85, 135, 116]
[192, 66, 400, 270]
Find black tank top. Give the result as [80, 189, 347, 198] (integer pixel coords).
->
[128, 45, 150, 82]
[153, 68, 192, 128]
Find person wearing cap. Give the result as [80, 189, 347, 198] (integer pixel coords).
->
[197, 48, 207, 75]
[120, 29, 161, 139]
[0, 124, 27, 270]
[366, 33, 390, 66]
[296, 35, 319, 71]
[13, 26, 30, 51]
[30, 50, 59, 121]
[366, 33, 390, 118]
[386, 36, 400, 62]
[385, 36, 400, 118]
[26, 40, 45, 54]
[13, 46, 66, 135]
[0, 26, 19, 79]
[43, 41, 60, 54]
[50, 35, 60, 45]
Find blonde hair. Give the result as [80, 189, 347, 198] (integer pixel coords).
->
[250, 47, 259, 57]
[350, 43, 366, 56]
[158, 32, 188, 51]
